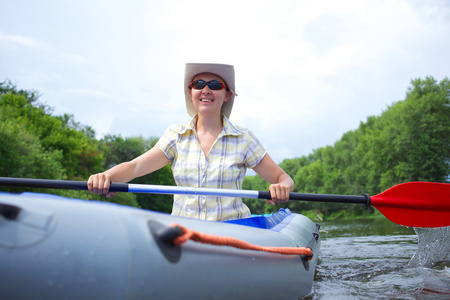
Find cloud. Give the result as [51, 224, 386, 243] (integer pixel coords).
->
[64, 88, 113, 99]
[60, 53, 87, 65]
[0, 32, 45, 49]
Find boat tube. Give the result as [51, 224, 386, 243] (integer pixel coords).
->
[0, 192, 320, 299]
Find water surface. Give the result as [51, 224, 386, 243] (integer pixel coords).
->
[307, 218, 450, 299]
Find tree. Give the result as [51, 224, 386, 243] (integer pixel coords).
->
[0, 81, 133, 204]
[0, 108, 65, 181]
[243, 76, 449, 219]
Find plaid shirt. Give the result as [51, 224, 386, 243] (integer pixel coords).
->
[155, 115, 266, 221]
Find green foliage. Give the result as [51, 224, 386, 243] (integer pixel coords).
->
[0, 80, 158, 209]
[0, 79, 41, 107]
[0, 87, 104, 180]
[244, 76, 449, 219]
[0, 110, 65, 180]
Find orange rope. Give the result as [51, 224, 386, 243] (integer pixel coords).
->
[171, 223, 313, 259]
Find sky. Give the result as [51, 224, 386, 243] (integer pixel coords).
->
[1, 0, 449, 166]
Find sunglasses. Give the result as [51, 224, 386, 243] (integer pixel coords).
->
[190, 80, 227, 91]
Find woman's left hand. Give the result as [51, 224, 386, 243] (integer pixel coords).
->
[252, 154, 294, 205]
[266, 183, 290, 205]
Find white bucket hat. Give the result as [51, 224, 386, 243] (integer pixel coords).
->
[184, 63, 237, 118]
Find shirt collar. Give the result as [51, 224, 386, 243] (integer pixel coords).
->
[176, 114, 243, 137]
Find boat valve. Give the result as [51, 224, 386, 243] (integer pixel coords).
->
[148, 220, 182, 263]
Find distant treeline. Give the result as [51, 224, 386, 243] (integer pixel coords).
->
[0, 80, 174, 212]
[1, 77, 449, 220]
[243, 77, 450, 220]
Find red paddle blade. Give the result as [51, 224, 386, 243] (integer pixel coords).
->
[371, 182, 450, 228]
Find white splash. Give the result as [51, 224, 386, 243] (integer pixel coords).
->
[408, 226, 450, 268]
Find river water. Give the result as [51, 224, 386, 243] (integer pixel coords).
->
[307, 218, 450, 299]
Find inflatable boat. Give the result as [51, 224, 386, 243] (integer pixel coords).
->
[0, 192, 320, 300]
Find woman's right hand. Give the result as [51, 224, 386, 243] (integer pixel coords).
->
[87, 173, 117, 198]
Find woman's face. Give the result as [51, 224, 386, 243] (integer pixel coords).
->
[189, 73, 232, 117]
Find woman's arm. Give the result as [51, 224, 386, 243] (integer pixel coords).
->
[252, 154, 294, 205]
[87, 147, 170, 196]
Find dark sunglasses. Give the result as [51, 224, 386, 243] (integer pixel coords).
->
[190, 80, 227, 91]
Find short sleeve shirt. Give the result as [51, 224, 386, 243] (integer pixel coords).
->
[155, 115, 266, 221]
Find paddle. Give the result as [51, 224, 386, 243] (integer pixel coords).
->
[0, 177, 448, 228]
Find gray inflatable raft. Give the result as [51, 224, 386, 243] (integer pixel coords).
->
[0, 192, 320, 299]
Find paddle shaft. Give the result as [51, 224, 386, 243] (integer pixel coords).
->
[0, 177, 370, 205]
[2, 177, 449, 227]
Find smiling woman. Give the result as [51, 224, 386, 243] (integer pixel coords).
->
[189, 73, 231, 120]
[88, 63, 295, 221]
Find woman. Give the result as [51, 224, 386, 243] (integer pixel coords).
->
[88, 63, 294, 221]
